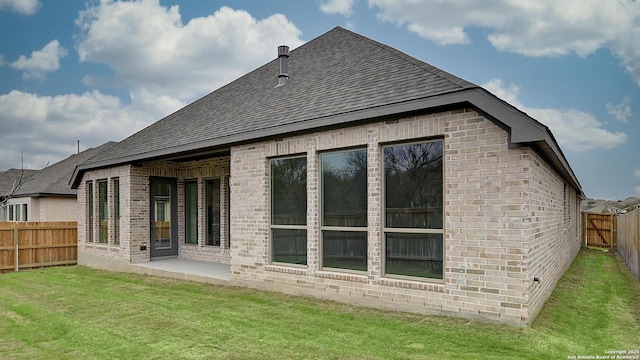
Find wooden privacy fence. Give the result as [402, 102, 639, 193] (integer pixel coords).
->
[582, 212, 617, 249]
[617, 209, 640, 280]
[0, 222, 77, 274]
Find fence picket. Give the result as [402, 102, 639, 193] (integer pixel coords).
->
[0, 222, 77, 273]
[616, 209, 640, 280]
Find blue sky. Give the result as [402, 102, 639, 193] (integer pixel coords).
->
[0, 0, 639, 200]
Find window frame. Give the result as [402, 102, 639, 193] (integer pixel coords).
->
[205, 178, 221, 247]
[269, 154, 308, 266]
[87, 181, 94, 243]
[319, 147, 368, 273]
[20, 204, 27, 221]
[113, 178, 120, 246]
[97, 179, 108, 244]
[184, 179, 199, 245]
[381, 139, 445, 282]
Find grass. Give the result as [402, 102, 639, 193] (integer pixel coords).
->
[0, 249, 638, 359]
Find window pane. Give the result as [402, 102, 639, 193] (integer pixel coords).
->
[205, 179, 221, 246]
[271, 157, 307, 225]
[8, 205, 13, 221]
[98, 180, 108, 243]
[272, 228, 307, 265]
[322, 150, 367, 227]
[153, 182, 171, 196]
[385, 233, 443, 279]
[384, 141, 443, 229]
[322, 230, 367, 271]
[154, 199, 171, 249]
[185, 181, 198, 244]
[113, 179, 120, 245]
[87, 182, 93, 242]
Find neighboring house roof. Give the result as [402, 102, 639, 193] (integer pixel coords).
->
[71, 27, 582, 196]
[5, 142, 116, 198]
[585, 204, 622, 214]
[0, 169, 40, 197]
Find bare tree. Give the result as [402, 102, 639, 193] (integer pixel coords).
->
[0, 154, 45, 220]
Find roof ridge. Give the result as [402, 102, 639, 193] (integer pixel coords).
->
[333, 27, 477, 90]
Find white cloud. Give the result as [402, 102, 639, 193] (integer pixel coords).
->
[0, 54, 4, 66]
[369, 0, 640, 86]
[0, 2, 305, 171]
[0, 0, 39, 15]
[636, 186, 640, 196]
[0, 90, 174, 170]
[606, 98, 632, 123]
[75, 1, 304, 102]
[634, 168, 640, 179]
[483, 79, 627, 152]
[320, 0, 356, 16]
[10, 40, 68, 79]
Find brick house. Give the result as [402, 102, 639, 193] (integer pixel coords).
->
[71, 27, 583, 326]
[0, 142, 114, 222]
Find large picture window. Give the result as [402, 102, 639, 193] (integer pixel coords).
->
[383, 140, 443, 280]
[185, 180, 198, 245]
[321, 149, 367, 271]
[270, 156, 307, 265]
[98, 180, 108, 244]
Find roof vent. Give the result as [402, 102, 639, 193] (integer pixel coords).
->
[277, 45, 289, 87]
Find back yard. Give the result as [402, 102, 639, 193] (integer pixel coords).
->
[0, 249, 638, 359]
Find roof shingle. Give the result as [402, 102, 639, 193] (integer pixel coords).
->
[2, 142, 115, 197]
[87, 27, 477, 165]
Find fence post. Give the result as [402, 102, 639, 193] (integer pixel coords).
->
[14, 226, 19, 272]
[610, 214, 614, 250]
[583, 212, 587, 247]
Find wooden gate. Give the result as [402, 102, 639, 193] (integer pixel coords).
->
[582, 212, 617, 249]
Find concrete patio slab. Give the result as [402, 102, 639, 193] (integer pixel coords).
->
[132, 258, 230, 285]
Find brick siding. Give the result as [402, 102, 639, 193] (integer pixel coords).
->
[77, 106, 580, 326]
[78, 158, 231, 265]
[229, 108, 580, 326]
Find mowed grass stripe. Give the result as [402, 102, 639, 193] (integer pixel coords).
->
[0, 249, 638, 359]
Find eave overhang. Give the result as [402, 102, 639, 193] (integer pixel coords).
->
[70, 88, 583, 197]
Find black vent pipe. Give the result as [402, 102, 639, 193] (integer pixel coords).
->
[277, 45, 289, 87]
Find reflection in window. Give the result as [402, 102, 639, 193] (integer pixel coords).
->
[98, 180, 108, 244]
[321, 149, 367, 271]
[185, 181, 198, 245]
[7, 204, 28, 222]
[205, 179, 221, 246]
[87, 182, 93, 242]
[271, 156, 307, 265]
[384, 141, 443, 280]
[113, 178, 120, 245]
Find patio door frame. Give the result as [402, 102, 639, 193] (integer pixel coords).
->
[150, 177, 178, 258]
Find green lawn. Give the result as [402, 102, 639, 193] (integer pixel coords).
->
[0, 249, 638, 359]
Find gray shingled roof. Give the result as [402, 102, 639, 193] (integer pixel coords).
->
[0, 169, 40, 197]
[4, 142, 115, 198]
[71, 27, 582, 195]
[85, 27, 476, 166]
